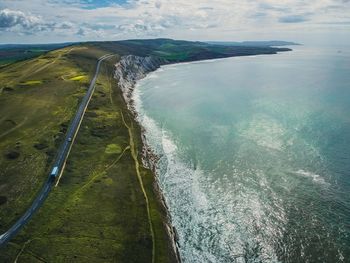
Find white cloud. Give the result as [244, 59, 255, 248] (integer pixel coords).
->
[0, 8, 47, 31]
[0, 0, 349, 43]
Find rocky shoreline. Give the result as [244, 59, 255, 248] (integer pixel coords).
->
[114, 55, 182, 263]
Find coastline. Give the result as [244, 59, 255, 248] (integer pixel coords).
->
[114, 55, 182, 263]
[113, 44, 350, 262]
[113, 51, 293, 262]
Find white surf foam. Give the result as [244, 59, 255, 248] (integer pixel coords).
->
[238, 113, 285, 151]
[294, 169, 327, 185]
[132, 75, 283, 262]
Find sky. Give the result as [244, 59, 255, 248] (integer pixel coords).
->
[0, 0, 349, 44]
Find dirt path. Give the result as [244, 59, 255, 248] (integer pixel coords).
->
[31, 47, 81, 76]
[120, 110, 156, 263]
[0, 117, 28, 140]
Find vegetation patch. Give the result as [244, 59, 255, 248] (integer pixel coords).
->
[85, 111, 98, 118]
[33, 142, 49, 150]
[69, 75, 87, 81]
[2, 87, 14, 92]
[3, 119, 16, 127]
[0, 196, 7, 206]
[19, 80, 43, 85]
[105, 143, 122, 154]
[59, 122, 68, 133]
[90, 125, 109, 137]
[4, 150, 20, 160]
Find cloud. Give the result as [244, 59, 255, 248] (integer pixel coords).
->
[0, 8, 95, 37]
[76, 27, 85, 36]
[0, 0, 350, 43]
[250, 12, 268, 19]
[278, 15, 309, 23]
[258, 2, 290, 13]
[0, 8, 78, 36]
[318, 20, 350, 25]
[0, 9, 45, 30]
[58, 21, 74, 29]
[155, 1, 162, 9]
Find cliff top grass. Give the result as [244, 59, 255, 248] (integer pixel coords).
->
[0, 44, 108, 231]
[105, 143, 122, 154]
[0, 43, 176, 262]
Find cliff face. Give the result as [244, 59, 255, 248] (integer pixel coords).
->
[114, 55, 166, 172]
[114, 55, 165, 105]
[114, 56, 182, 263]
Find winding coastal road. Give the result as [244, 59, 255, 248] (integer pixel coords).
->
[0, 53, 115, 248]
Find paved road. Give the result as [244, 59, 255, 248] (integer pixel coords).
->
[0, 54, 115, 248]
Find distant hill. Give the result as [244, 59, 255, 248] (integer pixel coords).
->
[92, 38, 292, 63]
[206, 40, 300, 47]
[0, 43, 73, 66]
[0, 38, 294, 67]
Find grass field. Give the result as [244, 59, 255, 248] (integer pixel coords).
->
[0, 44, 176, 262]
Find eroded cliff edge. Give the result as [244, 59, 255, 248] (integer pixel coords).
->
[114, 55, 181, 263]
[115, 55, 165, 105]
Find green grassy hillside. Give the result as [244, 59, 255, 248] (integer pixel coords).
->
[0, 44, 176, 262]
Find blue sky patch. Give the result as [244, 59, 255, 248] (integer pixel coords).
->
[79, 0, 128, 9]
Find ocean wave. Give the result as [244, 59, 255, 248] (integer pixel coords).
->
[133, 82, 283, 262]
[238, 113, 285, 151]
[294, 169, 327, 185]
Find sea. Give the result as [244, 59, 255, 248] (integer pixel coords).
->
[133, 44, 350, 262]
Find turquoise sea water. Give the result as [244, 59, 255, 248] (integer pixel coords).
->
[134, 45, 350, 262]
